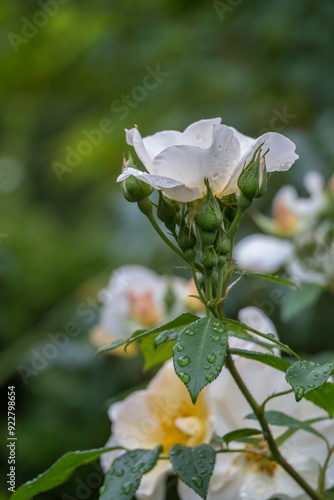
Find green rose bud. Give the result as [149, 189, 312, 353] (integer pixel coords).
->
[195, 180, 223, 231]
[177, 220, 196, 251]
[201, 246, 218, 270]
[238, 145, 268, 199]
[121, 154, 153, 202]
[215, 227, 231, 255]
[157, 191, 180, 224]
[199, 229, 217, 249]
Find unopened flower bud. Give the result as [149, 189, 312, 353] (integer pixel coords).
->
[201, 246, 218, 270]
[215, 228, 231, 255]
[195, 180, 223, 231]
[157, 191, 179, 224]
[238, 145, 267, 199]
[177, 221, 196, 251]
[199, 229, 217, 249]
[121, 155, 153, 202]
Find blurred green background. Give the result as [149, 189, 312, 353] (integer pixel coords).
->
[1, 0, 334, 498]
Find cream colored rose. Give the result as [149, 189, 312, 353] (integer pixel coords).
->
[118, 118, 298, 202]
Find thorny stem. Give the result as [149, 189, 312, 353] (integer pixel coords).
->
[318, 446, 333, 495]
[140, 192, 324, 499]
[214, 258, 225, 307]
[260, 389, 294, 410]
[190, 260, 207, 305]
[138, 199, 203, 272]
[224, 352, 323, 500]
[204, 271, 213, 316]
[227, 196, 252, 258]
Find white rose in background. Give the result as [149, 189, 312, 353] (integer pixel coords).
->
[117, 118, 298, 202]
[234, 171, 334, 288]
[234, 234, 294, 274]
[101, 360, 216, 500]
[254, 171, 326, 238]
[89, 265, 204, 355]
[101, 308, 334, 499]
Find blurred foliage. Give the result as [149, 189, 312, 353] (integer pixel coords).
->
[0, 0, 334, 498]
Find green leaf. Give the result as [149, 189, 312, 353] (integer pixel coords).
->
[227, 329, 275, 352]
[285, 360, 334, 402]
[169, 444, 216, 499]
[126, 313, 199, 348]
[246, 410, 327, 442]
[173, 318, 228, 404]
[228, 348, 291, 372]
[154, 329, 180, 347]
[305, 382, 334, 417]
[250, 273, 299, 289]
[214, 428, 267, 446]
[281, 285, 322, 322]
[10, 447, 120, 500]
[96, 313, 198, 357]
[100, 446, 162, 500]
[141, 335, 175, 370]
[222, 318, 298, 358]
[325, 487, 334, 499]
[96, 338, 137, 357]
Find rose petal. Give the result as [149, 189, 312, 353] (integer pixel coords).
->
[126, 128, 154, 172]
[100, 436, 124, 473]
[151, 124, 241, 198]
[136, 460, 172, 500]
[179, 118, 222, 148]
[239, 132, 299, 172]
[234, 234, 294, 273]
[230, 127, 256, 156]
[117, 167, 201, 202]
[143, 130, 183, 161]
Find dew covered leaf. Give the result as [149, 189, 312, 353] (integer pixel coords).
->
[10, 447, 121, 500]
[173, 318, 228, 404]
[305, 382, 334, 417]
[169, 444, 216, 499]
[154, 328, 180, 347]
[285, 360, 334, 402]
[141, 335, 175, 370]
[100, 446, 162, 500]
[126, 313, 199, 348]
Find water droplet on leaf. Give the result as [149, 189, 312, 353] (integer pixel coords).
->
[296, 387, 305, 401]
[177, 356, 191, 367]
[179, 372, 191, 383]
[122, 482, 133, 494]
[207, 353, 216, 364]
[206, 373, 216, 382]
[186, 330, 195, 336]
[192, 475, 203, 488]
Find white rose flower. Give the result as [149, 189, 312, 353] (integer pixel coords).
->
[117, 119, 298, 202]
[101, 308, 334, 499]
[101, 359, 217, 500]
[271, 171, 326, 236]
